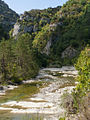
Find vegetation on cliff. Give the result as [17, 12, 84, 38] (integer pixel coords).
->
[0, 0, 19, 34]
[0, 25, 7, 40]
[0, 0, 90, 84]
[51, 0, 90, 60]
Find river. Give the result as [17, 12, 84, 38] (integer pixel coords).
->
[0, 66, 78, 120]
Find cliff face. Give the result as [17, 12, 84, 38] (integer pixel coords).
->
[12, 7, 61, 37]
[12, 0, 90, 59]
[0, 0, 19, 32]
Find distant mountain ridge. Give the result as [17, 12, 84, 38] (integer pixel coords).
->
[0, 0, 19, 32]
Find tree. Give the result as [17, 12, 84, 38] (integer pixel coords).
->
[15, 33, 39, 80]
[0, 39, 14, 83]
[72, 46, 90, 110]
[33, 24, 51, 52]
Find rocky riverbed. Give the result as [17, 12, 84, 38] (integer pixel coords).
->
[0, 66, 78, 120]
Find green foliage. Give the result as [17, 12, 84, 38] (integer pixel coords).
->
[33, 24, 51, 52]
[75, 46, 90, 93]
[0, 34, 40, 84]
[0, 0, 90, 84]
[72, 46, 90, 110]
[0, 0, 19, 33]
[51, 0, 90, 59]
[11, 6, 61, 39]
[0, 39, 14, 83]
[9, 0, 90, 66]
[0, 25, 8, 40]
[15, 33, 39, 80]
[59, 117, 65, 120]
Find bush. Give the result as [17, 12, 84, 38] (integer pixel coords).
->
[72, 46, 90, 110]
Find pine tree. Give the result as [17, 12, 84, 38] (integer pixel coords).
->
[15, 33, 39, 80]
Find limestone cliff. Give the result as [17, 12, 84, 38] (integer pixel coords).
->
[12, 7, 61, 37]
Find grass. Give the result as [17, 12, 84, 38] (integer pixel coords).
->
[59, 117, 65, 120]
[0, 81, 48, 103]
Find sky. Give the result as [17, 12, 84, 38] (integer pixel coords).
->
[4, 0, 68, 14]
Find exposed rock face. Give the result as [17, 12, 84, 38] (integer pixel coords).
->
[40, 17, 50, 24]
[49, 22, 63, 31]
[33, 24, 39, 32]
[12, 7, 61, 37]
[0, 0, 19, 32]
[13, 24, 35, 37]
[49, 23, 58, 31]
[24, 25, 34, 33]
[13, 23, 21, 37]
[61, 46, 77, 58]
[43, 38, 52, 55]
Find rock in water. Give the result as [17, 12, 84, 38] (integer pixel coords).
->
[0, 86, 4, 90]
[61, 46, 77, 58]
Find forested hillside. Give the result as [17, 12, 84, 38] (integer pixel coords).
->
[0, 0, 90, 84]
[52, 0, 90, 57]
[0, 25, 7, 40]
[12, 0, 90, 64]
[0, 0, 19, 35]
[0, 1, 89, 119]
[11, 6, 61, 37]
[33, 0, 90, 64]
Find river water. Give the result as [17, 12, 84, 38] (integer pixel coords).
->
[0, 66, 78, 120]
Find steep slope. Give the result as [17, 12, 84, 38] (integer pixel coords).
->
[11, 0, 90, 65]
[32, 0, 90, 64]
[0, 0, 89, 83]
[12, 6, 61, 37]
[0, 25, 7, 40]
[52, 0, 90, 56]
[0, 0, 19, 34]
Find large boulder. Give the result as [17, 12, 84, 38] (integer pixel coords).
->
[61, 46, 77, 58]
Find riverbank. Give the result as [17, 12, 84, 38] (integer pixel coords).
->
[0, 66, 78, 120]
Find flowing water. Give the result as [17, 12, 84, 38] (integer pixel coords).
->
[0, 66, 78, 120]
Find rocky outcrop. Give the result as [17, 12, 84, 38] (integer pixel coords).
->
[43, 38, 52, 55]
[49, 22, 63, 31]
[61, 46, 77, 58]
[33, 24, 39, 32]
[13, 24, 35, 37]
[40, 17, 50, 24]
[24, 25, 34, 33]
[12, 7, 61, 37]
[13, 23, 21, 37]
